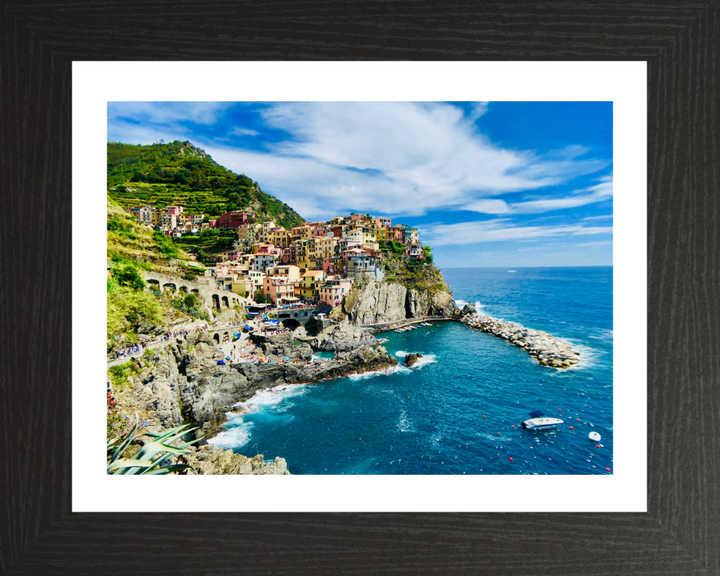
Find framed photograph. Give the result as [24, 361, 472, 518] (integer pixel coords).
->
[76, 62, 643, 515]
[3, 2, 717, 574]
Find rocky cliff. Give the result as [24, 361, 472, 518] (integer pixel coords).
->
[115, 331, 397, 442]
[340, 275, 460, 325]
[341, 280, 408, 324]
[406, 286, 458, 318]
[312, 319, 379, 351]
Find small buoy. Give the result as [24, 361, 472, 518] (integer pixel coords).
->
[509, 457, 513, 461]
[605, 468, 611, 472]
[569, 426, 574, 430]
[483, 415, 486, 418]
[511, 425, 515, 428]
[577, 418, 581, 421]
[589, 431, 601, 441]
[596, 444, 601, 448]
[558, 408, 562, 411]
[497, 432, 500, 435]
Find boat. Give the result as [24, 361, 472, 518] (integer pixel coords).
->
[521, 410, 563, 430]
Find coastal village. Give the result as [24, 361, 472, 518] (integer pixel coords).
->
[125, 204, 426, 311]
[105, 141, 583, 477]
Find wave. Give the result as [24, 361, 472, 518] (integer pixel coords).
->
[208, 420, 253, 449]
[347, 364, 411, 380]
[397, 409, 416, 433]
[455, 299, 485, 311]
[209, 384, 309, 449]
[394, 350, 438, 369]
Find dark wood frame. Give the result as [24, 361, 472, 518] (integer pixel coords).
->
[2, 1, 717, 574]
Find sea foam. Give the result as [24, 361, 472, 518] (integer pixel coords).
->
[209, 384, 309, 448]
[395, 350, 437, 369]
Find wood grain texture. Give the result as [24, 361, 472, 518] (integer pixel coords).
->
[1, 1, 718, 573]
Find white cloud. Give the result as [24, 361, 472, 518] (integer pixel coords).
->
[209, 102, 610, 219]
[577, 240, 613, 246]
[229, 127, 259, 137]
[420, 219, 612, 246]
[465, 175, 613, 215]
[108, 102, 228, 126]
[107, 101, 612, 221]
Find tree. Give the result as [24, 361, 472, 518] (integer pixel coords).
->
[254, 290, 267, 303]
[422, 245, 433, 263]
[115, 265, 146, 291]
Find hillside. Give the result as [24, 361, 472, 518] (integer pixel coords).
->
[107, 198, 188, 274]
[107, 140, 304, 229]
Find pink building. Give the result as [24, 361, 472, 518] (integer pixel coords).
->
[406, 243, 423, 259]
[318, 278, 353, 308]
[257, 244, 283, 258]
[215, 211, 253, 228]
[163, 206, 183, 216]
[263, 276, 296, 305]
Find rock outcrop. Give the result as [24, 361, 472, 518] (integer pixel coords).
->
[183, 445, 290, 475]
[406, 287, 460, 319]
[113, 327, 397, 475]
[405, 353, 423, 368]
[341, 277, 460, 326]
[342, 280, 408, 324]
[462, 313, 580, 368]
[122, 333, 397, 430]
[461, 302, 476, 315]
[312, 319, 379, 351]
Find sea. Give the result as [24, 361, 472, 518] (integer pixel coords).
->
[209, 267, 613, 475]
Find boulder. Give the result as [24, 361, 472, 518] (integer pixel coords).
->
[462, 302, 476, 315]
[184, 445, 291, 475]
[312, 319, 379, 352]
[405, 353, 419, 367]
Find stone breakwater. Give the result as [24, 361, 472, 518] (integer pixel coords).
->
[462, 312, 580, 368]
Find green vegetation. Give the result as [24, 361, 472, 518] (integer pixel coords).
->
[172, 227, 237, 259]
[379, 242, 444, 292]
[107, 140, 304, 229]
[107, 285, 164, 343]
[107, 199, 189, 273]
[171, 293, 209, 321]
[107, 416, 198, 475]
[115, 264, 146, 290]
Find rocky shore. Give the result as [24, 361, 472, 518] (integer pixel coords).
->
[112, 324, 398, 473]
[461, 306, 580, 369]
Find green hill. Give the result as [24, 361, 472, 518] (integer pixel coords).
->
[107, 140, 304, 229]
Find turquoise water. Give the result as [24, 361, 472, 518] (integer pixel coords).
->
[211, 267, 613, 475]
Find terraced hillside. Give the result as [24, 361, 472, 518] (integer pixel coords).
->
[107, 199, 190, 274]
[107, 140, 304, 229]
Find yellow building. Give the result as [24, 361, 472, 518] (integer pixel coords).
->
[316, 236, 337, 261]
[266, 264, 301, 283]
[296, 270, 326, 302]
[291, 224, 313, 243]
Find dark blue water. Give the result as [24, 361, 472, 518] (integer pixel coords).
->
[210, 267, 613, 475]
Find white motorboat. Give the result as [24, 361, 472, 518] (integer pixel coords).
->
[521, 411, 563, 429]
[521, 417, 564, 429]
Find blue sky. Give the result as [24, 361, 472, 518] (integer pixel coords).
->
[108, 101, 613, 268]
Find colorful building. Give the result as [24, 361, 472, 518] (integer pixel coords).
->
[318, 277, 354, 308]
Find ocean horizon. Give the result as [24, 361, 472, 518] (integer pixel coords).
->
[211, 266, 613, 475]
